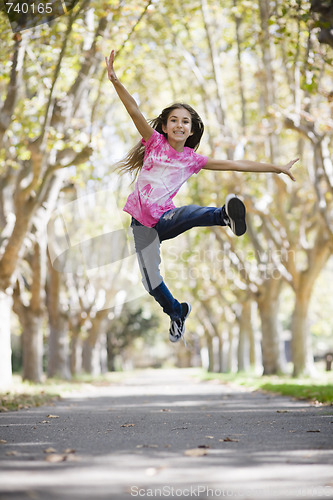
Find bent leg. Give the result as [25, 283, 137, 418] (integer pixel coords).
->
[155, 205, 226, 242]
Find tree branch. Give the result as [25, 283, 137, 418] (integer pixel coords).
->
[0, 34, 25, 146]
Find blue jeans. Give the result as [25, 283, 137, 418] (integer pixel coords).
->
[131, 205, 226, 320]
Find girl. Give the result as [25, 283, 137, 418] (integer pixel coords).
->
[105, 49, 297, 344]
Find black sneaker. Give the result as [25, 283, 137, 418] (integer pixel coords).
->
[224, 194, 246, 236]
[169, 302, 191, 343]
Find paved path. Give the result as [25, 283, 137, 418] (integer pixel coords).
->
[0, 369, 332, 500]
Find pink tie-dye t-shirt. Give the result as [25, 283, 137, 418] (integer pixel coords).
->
[123, 130, 208, 227]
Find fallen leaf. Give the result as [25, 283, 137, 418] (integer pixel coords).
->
[205, 436, 214, 439]
[5, 451, 19, 456]
[43, 447, 57, 454]
[64, 448, 76, 454]
[306, 429, 320, 433]
[47, 415, 59, 419]
[45, 454, 67, 463]
[219, 437, 239, 442]
[41, 421, 50, 424]
[277, 410, 289, 413]
[0, 440, 7, 444]
[120, 423, 135, 427]
[160, 409, 171, 412]
[198, 444, 210, 449]
[184, 448, 208, 457]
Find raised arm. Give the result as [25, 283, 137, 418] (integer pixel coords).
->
[203, 158, 298, 181]
[105, 50, 154, 142]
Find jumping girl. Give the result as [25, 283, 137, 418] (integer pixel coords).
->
[105, 49, 297, 344]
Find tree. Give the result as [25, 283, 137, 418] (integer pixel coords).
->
[1, 0, 332, 385]
[106, 305, 158, 371]
[0, 5, 106, 384]
[310, 0, 333, 48]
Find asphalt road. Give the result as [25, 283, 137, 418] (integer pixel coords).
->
[0, 368, 332, 500]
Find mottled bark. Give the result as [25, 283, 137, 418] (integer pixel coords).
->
[257, 278, 285, 375]
[237, 300, 253, 372]
[47, 256, 70, 379]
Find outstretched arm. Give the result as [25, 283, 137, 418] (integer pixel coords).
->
[203, 157, 298, 181]
[105, 49, 154, 142]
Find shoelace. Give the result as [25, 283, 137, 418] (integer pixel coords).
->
[222, 214, 231, 226]
[170, 320, 187, 347]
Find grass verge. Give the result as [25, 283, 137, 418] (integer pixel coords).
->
[0, 372, 129, 412]
[198, 370, 333, 404]
[0, 378, 61, 412]
[2, 369, 332, 411]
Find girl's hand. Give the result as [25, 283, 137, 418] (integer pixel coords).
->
[278, 158, 298, 182]
[105, 49, 117, 83]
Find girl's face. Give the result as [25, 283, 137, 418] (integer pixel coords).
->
[162, 108, 193, 149]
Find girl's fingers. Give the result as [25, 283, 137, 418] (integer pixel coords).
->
[105, 50, 115, 68]
[281, 158, 298, 180]
[290, 158, 299, 168]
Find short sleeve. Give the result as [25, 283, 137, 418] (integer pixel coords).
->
[141, 129, 160, 147]
[192, 153, 209, 174]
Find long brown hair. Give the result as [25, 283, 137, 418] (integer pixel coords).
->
[116, 103, 204, 181]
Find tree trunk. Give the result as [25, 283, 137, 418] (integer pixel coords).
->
[227, 327, 235, 372]
[47, 256, 70, 379]
[70, 332, 82, 377]
[0, 292, 13, 390]
[82, 309, 109, 375]
[107, 337, 117, 372]
[205, 332, 214, 373]
[0, 205, 36, 291]
[249, 302, 258, 368]
[257, 279, 285, 374]
[12, 239, 45, 383]
[237, 300, 252, 372]
[233, 0, 247, 132]
[290, 234, 331, 376]
[22, 311, 43, 383]
[217, 334, 223, 373]
[48, 316, 70, 379]
[291, 289, 314, 377]
[82, 338, 103, 376]
[258, 0, 279, 162]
